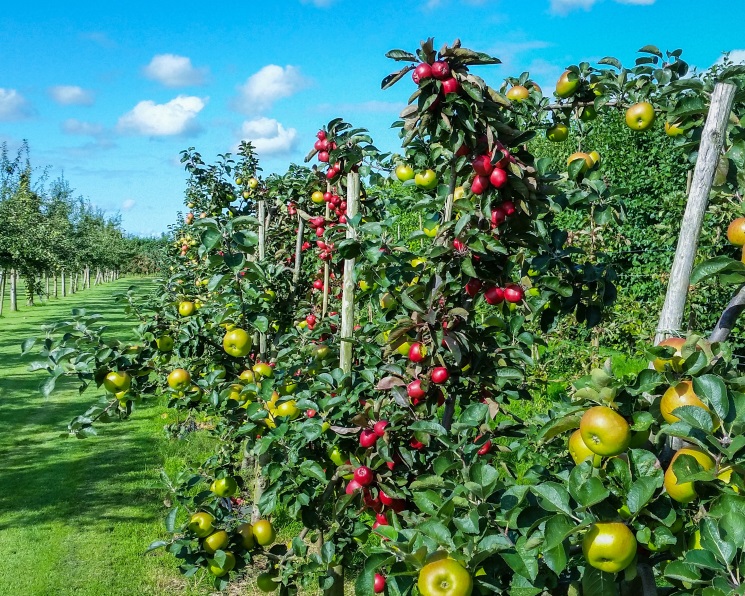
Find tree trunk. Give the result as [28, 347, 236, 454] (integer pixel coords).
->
[53, 272, 58, 298]
[10, 269, 17, 312]
[85, 266, 91, 289]
[339, 172, 360, 373]
[45, 272, 49, 298]
[655, 82, 737, 344]
[0, 270, 5, 316]
[61, 270, 66, 297]
[26, 275, 34, 306]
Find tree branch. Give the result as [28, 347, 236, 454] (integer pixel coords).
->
[708, 283, 745, 344]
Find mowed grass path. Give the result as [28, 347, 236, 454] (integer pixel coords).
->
[0, 278, 214, 596]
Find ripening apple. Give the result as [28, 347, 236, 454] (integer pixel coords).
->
[472, 155, 493, 176]
[465, 278, 482, 298]
[431, 367, 449, 384]
[484, 286, 504, 305]
[407, 379, 427, 400]
[395, 164, 415, 182]
[412, 62, 433, 84]
[489, 168, 508, 189]
[414, 169, 438, 190]
[625, 101, 656, 131]
[506, 85, 530, 102]
[555, 70, 580, 98]
[471, 175, 490, 195]
[354, 466, 374, 486]
[103, 371, 131, 394]
[546, 123, 569, 142]
[408, 342, 428, 363]
[223, 328, 252, 357]
[567, 152, 594, 173]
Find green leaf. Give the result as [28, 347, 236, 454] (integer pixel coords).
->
[39, 375, 57, 398]
[418, 520, 455, 549]
[627, 476, 661, 514]
[20, 338, 36, 355]
[532, 483, 572, 515]
[201, 228, 222, 250]
[165, 506, 179, 533]
[701, 517, 736, 564]
[568, 465, 610, 508]
[581, 567, 618, 596]
[664, 560, 702, 583]
[693, 374, 729, 420]
[299, 460, 327, 483]
[691, 256, 745, 284]
[543, 515, 573, 575]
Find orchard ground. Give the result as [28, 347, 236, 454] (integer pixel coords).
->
[0, 277, 220, 596]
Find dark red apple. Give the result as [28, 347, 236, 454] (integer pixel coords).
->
[354, 466, 374, 486]
[407, 379, 427, 400]
[504, 284, 524, 303]
[465, 278, 482, 298]
[374, 573, 386, 594]
[431, 61, 451, 80]
[472, 155, 493, 177]
[502, 200, 515, 216]
[490, 168, 508, 189]
[373, 420, 389, 437]
[484, 286, 504, 305]
[491, 206, 507, 227]
[471, 175, 490, 195]
[412, 63, 433, 84]
[431, 367, 449, 384]
[408, 342, 427, 363]
[345, 479, 362, 494]
[360, 429, 379, 448]
[441, 77, 459, 95]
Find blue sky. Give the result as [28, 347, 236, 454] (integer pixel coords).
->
[1, 0, 742, 236]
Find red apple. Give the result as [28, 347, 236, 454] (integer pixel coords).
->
[354, 466, 374, 486]
[360, 429, 379, 448]
[407, 379, 427, 400]
[453, 238, 466, 252]
[412, 63, 433, 84]
[346, 479, 362, 494]
[374, 573, 386, 593]
[502, 200, 515, 216]
[465, 278, 482, 298]
[489, 168, 508, 189]
[472, 155, 494, 177]
[484, 286, 504, 305]
[408, 342, 427, 363]
[410, 438, 425, 450]
[491, 206, 507, 227]
[318, 151, 329, 163]
[441, 77, 459, 95]
[313, 279, 324, 290]
[431, 367, 449, 384]
[504, 284, 524, 303]
[471, 175, 490, 195]
[372, 512, 389, 530]
[317, 130, 326, 140]
[306, 314, 317, 326]
[373, 420, 389, 437]
[431, 61, 451, 80]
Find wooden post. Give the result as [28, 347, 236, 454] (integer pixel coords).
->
[258, 199, 267, 359]
[339, 173, 360, 373]
[442, 162, 457, 225]
[654, 82, 737, 345]
[10, 269, 17, 312]
[322, 185, 332, 319]
[293, 214, 305, 287]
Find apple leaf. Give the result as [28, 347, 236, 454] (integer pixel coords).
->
[385, 49, 417, 62]
[693, 374, 729, 420]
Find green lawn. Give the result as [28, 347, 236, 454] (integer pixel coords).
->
[0, 277, 215, 596]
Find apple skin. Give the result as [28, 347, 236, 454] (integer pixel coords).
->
[472, 155, 493, 177]
[441, 77, 459, 95]
[395, 164, 415, 182]
[430, 61, 451, 80]
[580, 406, 631, 457]
[506, 85, 530, 102]
[471, 175, 490, 195]
[546, 123, 569, 142]
[489, 168, 508, 189]
[407, 379, 427, 400]
[360, 429, 379, 448]
[408, 342, 428, 363]
[555, 70, 580, 98]
[465, 278, 482, 298]
[374, 573, 386, 593]
[223, 328, 253, 357]
[625, 101, 656, 131]
[414, 169, 438, 190]
[431, 367, 449, 384]
[373, 420, 388, 437]
[582, 522, 637, 573]
[354, 466, 374, 486]
[567, 152, 594, 173]
[503, 284, 524, 303]
[412, 63, 433, 84]
[484, 286, 504, 305]
[727, 218, 745, 246]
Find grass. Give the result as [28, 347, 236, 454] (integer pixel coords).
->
[0, 277, 217, 596]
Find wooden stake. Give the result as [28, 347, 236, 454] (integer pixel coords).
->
[339, 172, 360, 373]
[258, 199, 267, 358]
[293, 214, 305, 287]
[654, 82, 737, 345]
[322, 185, 332, 319]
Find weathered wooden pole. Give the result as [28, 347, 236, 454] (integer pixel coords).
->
[654, 82, 737, 345]
[293, 214, 306, 287]
[322, 184, 332, 319]
[257, 198, 267, 359]
[10, 269, 17, 312]
[339, 173, 360, 373]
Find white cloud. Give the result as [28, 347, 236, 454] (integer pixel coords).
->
[550, 0, 656, 13]
[238, 117, 298, 155]
[0, 89, 33, 121]
[716, 50, 745, 65]
[49, 85, 94, 106]
[117, 95, 207, 136]
[234, 65, 309, 114]
[143, 54, 208, 88]
[122, 199, 136, 211]
[61, 118, 104, 136]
